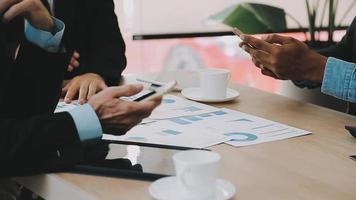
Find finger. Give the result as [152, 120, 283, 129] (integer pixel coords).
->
[98, 82, 108, 90]
[87, 83, 97, 100]
[2, 0, 30, 22]
[70, 57, 79, 67]
[261, 68, 279, 79]
[262, 34, 294, 45]
[240, 34, 275, 54]
[0, 0, 17, 15]
[61, 84, 70, 97]
[107, 84, 144, 98]
[252, 57, 263, 69]
[138, 98, 162, 114]
[64, 84, 80, 103]
[241, 44, 255, 54]
[73, 51, 80, 59]
[242, 45, 272, 67]
[67, 65, 74, 72]
[72, 60, 80, 68]
[78, 83, 89, 104]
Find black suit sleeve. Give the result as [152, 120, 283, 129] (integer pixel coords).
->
[318, 17, 356, 61]
[82, 0, 127, 86]
[0, 39, 83, 177]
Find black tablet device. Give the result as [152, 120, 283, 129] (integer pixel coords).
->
[71, 140, 206, 181]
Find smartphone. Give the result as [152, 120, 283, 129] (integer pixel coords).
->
[350, 155, 356, 161]
[345, 125, 356, 138]
[122, 80, 177, 102]
[232, 27, 256, 49]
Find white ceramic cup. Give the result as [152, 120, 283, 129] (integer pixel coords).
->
[173, 150, 221, 200]
[199, 68, 231, 99]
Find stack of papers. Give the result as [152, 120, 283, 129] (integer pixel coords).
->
[56, 95, 311, 148]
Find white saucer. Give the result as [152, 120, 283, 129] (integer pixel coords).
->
[181, 88, 240, 103]
[149, 176, 236, 200]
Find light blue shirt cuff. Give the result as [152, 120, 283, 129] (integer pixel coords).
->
[321, 57, 356, 103]
[24, 17, 65, 52]
[68, 104, 103, 142]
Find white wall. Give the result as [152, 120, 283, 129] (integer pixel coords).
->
[115, 0, 356, 35]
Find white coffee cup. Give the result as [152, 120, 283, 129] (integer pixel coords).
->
[173, 150, 221, 200]
[199, 68, 231, 99]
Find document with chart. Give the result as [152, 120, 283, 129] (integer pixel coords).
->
[216, 109, 311, 147]
[103, 110, 232, 148]
[147, 95, 219, 120]
[103, 108, 310, 148]
[55, 96, 311, 148]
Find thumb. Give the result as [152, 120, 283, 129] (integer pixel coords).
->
[108, 84, 144, 98]
[262, 34, 293, 45]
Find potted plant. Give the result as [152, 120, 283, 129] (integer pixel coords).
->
[209, 0, 356, 48]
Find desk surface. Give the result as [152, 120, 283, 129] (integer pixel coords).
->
[16, 82, 356, 200]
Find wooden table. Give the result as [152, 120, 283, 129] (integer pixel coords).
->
[16, 82, 356, 200]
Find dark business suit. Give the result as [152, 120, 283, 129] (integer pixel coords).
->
[54, 0, 127, 86]
[0, 19, 83, 178]
[319, 17, 356, 63]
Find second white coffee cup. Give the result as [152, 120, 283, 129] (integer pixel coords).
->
[173, 150, 221, 200]
[199, 68, 231, 99]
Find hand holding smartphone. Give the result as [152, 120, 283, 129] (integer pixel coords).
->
[122, 81, 177, 102]
[232, 28, 256, 49]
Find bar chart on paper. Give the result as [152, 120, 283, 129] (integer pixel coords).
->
[103, 107, 311, 148]
[219, 109, 311, 147]
[147, 95, 219, 120]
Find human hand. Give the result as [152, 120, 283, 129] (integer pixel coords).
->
[0, 0, 54, 32]
[88, 84, 162, 135]
[62, 73, 107, 105]
[239, 34, 327, 82]
[68, 51, 80, 72]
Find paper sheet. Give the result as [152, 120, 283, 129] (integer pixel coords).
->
[55, 96, 311, 148]
[103, 108, 311, 148]
[148, 95, 219, 120]
[103, 110, 231, 148]
[55, 101, 79, 113]
[216, 109, 311, 147]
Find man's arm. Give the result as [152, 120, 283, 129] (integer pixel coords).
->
[0, 112, 80, 178]
[321, 57, 356, 103]
[292, 17, 356, 89]
[83, 0, 127, 86]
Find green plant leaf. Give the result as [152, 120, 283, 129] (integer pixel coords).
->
[221, 3, 287, 34]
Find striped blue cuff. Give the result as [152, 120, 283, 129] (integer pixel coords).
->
[24, 17, 65, 52]
[68, 104, 103, 142]
[321, 57, 356, 103]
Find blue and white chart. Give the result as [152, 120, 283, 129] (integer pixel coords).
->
[103, 107, 310, 148]
[215, 109, 311, 147]
[55, 95, 310, 148]
[147, 95, 218, 120]
[103, 109, 231, 148]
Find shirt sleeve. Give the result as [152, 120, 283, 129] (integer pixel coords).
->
[321, 57, 356, 103]
[68, 104, 103, 142]
[24, 17, 65, 53]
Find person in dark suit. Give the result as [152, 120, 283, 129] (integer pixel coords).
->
[238, 17, 356, 115]
[48, 0, 127, 104]
[0, 0, 160, 179]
